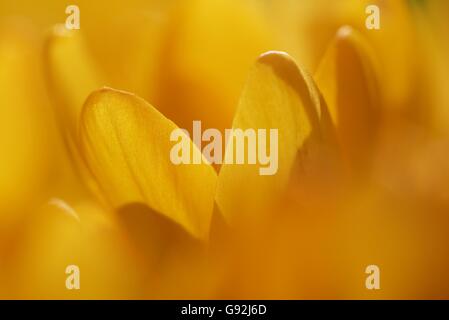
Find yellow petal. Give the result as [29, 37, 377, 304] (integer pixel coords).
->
[272, 0, 414, 109]
[0, 19, 52, 224]
[45, 25, 107, 200]
[315, 26, 381, 170]
[9, 198, 143, 299]
[215, 51, 323, 224]
[45, 25, 104, 141]
[80, 3, 169, 102]
[156, 0, 275, 133]
[116, 203, 209, 298]
[116, 203, 203, 262]
[79, 88, 217, 240]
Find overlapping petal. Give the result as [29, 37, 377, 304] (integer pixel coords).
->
[216, 51, 325, 224]
[315, 26, 381, 171]
[9, 198, 142, 299]
[0, 19, 52, 224]
[79, 88, 217, 239]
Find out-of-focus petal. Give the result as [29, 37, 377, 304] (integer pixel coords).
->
[315, 26, 381, 171]
[156, 0, 275, 132]
[410, 2, 449, 134]
[45, 25, 104, 141]
[44, 26, 106, 199]
[7, 198, 144, 299]
[79, 88, 217, 240]
[216, 51, 323, 224]
[0, 19, 52, 225]
[116, 203, 210, 298]
[268, 0, 415, 109]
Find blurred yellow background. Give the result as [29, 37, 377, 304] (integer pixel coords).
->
[1, 0, 449, 299]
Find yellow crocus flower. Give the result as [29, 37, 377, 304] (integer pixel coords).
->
[0, 0, 449, 300]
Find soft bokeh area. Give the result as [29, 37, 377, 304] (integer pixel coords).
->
[1, 0, 449, 299]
